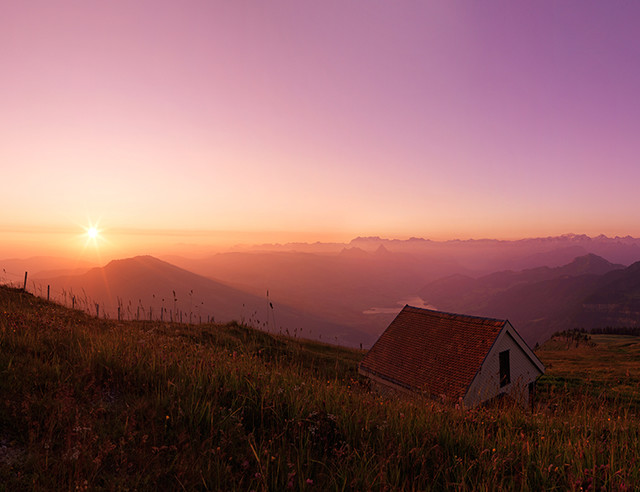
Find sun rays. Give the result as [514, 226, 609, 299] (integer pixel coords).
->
[79, 220, 110, 264]
[82, 221, 102, 245]
[87, 226, 99, 239]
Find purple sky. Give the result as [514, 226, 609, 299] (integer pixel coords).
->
[2, 1, 640, 257]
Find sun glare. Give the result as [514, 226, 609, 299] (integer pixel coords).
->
[82, 222, 102, 244]
[79, 221, 110, 262]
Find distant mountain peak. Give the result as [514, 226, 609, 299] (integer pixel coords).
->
[350, 236, 383, 242]
[559, 233, 592, 241]
[559, 254, 623, 276]
[572, 253, 605, 263]
[374, 244, 392, 256]
[339, 247, 369, 258]
[105, 255, 160, 266]
[100, 256, 183, 277]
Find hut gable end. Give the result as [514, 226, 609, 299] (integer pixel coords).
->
[464, 323, 545, 407]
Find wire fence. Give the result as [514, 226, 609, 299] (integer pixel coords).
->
[0, 268, 219, 325]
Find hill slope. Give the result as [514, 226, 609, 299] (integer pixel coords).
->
[38, 255, 371, 347]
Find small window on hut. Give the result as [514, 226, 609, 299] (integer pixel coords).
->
[499, 350, 510, 387]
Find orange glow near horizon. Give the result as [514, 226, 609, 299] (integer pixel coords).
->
[2, 221, 640, 266]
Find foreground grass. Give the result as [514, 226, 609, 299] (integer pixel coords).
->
[1, 286, 639, 490]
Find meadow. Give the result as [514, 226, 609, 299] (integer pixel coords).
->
[1, 284, 639, 491]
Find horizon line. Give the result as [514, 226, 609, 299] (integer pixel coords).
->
[1, 225, 636, 243]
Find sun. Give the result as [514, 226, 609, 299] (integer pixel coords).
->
[79, 221, 109, 261]
[83, 222, 102, 243]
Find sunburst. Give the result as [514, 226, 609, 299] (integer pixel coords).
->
[87, 226, 99, 239]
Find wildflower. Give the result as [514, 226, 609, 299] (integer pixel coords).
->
[306, 478, 313, 485]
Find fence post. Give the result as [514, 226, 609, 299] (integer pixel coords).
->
[23, 272, 28, 291]
[47, 285, 50, 301]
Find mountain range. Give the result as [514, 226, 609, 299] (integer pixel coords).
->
[4, 233, 640, 349]
[240, 234, 640, 271]
[419, 254, 640, 344]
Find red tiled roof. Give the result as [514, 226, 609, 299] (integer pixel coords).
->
[360, 306, 506, 400]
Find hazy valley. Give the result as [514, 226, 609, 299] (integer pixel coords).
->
[4, 234, 640, 348]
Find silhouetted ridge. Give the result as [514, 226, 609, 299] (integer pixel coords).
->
[339, 247, 369, 258]
[418, 253, 627, 344]
[559, 254, 622, 276]
[374, 244, 392, 257]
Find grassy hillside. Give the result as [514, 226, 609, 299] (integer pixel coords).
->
[536, 332, 640, 408]
[1, 285, 640, 490]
